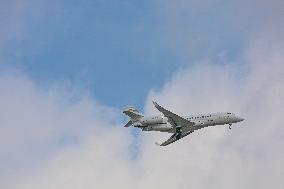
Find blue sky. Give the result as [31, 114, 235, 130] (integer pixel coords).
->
[1, 0, 284, 188]
[1, 0, 246, 109]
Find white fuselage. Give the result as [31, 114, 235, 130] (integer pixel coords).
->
[135, 112, 244, 133]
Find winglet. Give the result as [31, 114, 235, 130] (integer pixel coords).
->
[152, 101, 158, 107]
[152, 101, 162, 111]
[153, 101, 168, 115]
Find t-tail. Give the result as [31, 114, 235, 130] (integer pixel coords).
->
[123, 106, 144, 127]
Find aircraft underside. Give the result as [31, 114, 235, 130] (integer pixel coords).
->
[123, 101, 244, 146]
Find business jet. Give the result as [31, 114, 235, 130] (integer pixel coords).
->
[123, 101, 244, 146]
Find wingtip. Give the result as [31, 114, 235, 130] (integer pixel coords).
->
[155, 142, 166, 146]
[123, 120, 132, 127]
[152, 101, 158, 107]
[155, 142, 161, 146]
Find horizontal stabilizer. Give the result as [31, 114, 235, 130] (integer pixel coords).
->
[123, 106, 143, 121]
[124, 120, 132, 127]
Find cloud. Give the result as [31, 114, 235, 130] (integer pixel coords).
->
[1, 30, 283, 189]
[0, 72, 134, 188]
[142, 23, 284, 188]
[1, 0, 283, 189]
[136, 0, 284, 63]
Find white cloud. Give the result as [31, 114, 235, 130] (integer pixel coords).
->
[142, 26, 284, 189]
[0, 72, 135, 189]
[1, 0, 284, 189]
[1, 34, 283, 189]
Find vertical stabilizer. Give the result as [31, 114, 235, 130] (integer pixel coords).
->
[123, 106, 143, 121]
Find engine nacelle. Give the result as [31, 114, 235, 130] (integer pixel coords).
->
[132, 122, 143, 127]
[140, 116, 164, 126]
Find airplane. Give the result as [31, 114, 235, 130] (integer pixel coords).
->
[123, 101, 244, 146]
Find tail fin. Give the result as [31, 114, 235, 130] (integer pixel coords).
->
[123, 106, 144, 121]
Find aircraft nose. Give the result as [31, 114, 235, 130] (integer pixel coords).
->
[237, 116, 244, 122]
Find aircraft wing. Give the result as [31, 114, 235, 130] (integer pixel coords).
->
[158, 131, 194, 146]
[152, 101, 195, 129]
[123, 120, 132, 127]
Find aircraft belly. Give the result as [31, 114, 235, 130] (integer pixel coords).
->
[124, 101, 245, 146]
[142, 123, 172, 132]
[215, 119, 226, 125]
[181, 127, 193, 133]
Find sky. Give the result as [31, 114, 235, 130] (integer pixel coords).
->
[0, 0, 284, 189]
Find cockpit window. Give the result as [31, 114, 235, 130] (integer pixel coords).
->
[227, 113, 231, 114]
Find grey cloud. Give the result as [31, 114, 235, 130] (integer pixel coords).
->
[143, 27, 284, 189]
[1, 0, 283, 188]
[0, 72, 133, 188]
[136, 0, 284, 62]
[3, 30, 283, 188]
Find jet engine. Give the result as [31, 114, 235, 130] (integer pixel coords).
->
[132, 122, 143, 127]
[140, 116, 164, 126]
